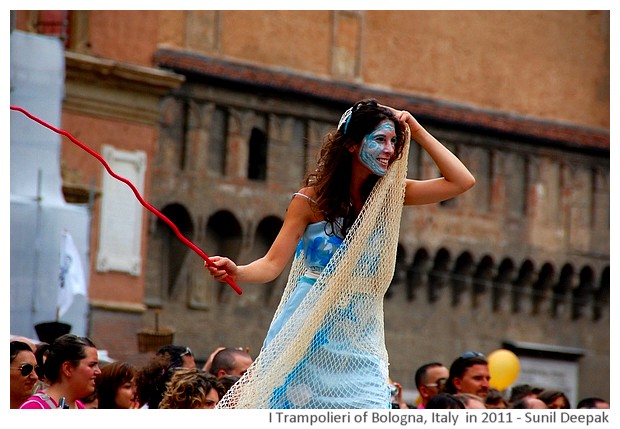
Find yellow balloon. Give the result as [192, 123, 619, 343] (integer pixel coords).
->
[488, 349, 520, 391]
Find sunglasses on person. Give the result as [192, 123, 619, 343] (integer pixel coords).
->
[11, 363, 42, 377]
[180, 347, 192, 357]
[424, 377, 447, 389]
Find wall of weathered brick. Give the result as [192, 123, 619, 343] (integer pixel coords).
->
[70, 10, 610, 129]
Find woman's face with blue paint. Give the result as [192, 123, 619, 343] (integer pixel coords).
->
[358, 119, 397, 176]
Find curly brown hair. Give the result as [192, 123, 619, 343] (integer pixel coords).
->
[158, 368, 225, 409]
[305, 99, 407, 237]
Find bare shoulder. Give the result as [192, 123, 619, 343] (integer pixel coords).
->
[294, 186, 318, 200]
[289, 186, 322, 223]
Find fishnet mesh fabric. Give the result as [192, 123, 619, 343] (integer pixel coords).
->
[217, 126, 411, 409]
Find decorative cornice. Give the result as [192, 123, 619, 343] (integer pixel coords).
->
[64, 51, 185, 125]
[89, 299, 146, 314]
[154, 47, 609, 154]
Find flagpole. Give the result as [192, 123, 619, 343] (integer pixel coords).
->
[57, 230, 67, 323]
[30, 169, 43, 316]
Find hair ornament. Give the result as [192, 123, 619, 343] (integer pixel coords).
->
[337, 106, 353, 134]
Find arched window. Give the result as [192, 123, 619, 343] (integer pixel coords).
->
[254, 216, 284, 303]
[552, 264, 574, 318]
[146, 203, 194, 304]
[472, 255, 494, 307]
[512, 260, 535, 313]
[451, 252, 474, 306]
[387, 244, 407, 298]
[407, 248, 429, 301]
[248, 127, 268, 181]
[493, 258, 514, 312]
[428, 248, 451, 302]
[572, 266, 594, 320]
[205, 210, 243, 302]
[593, 266, 609, 321]
[532, 263, 555, 315]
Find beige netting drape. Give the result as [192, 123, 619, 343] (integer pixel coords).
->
[217, 126, 410, 409]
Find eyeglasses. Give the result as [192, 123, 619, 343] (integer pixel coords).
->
[180, 347, 192, 357]
[11, 363, 41, 377]
[424, 377, 447, 389]
[460, 351, 485, 360]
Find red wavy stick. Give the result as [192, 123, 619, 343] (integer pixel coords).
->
[11, 105, 243, 295]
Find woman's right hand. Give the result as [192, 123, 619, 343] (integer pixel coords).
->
[380, 104, 421, 134]
[204, 256, 238, 282]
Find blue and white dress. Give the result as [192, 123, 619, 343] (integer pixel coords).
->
[217, 120, 409, 411]
[261, 194, 391, 408]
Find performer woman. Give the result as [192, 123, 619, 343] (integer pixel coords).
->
[207, 99, 475, 408]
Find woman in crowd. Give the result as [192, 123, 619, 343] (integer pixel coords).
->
[20, 334, 100, 409]
[538, 389, 571, 409]
[96, 361, 139, 409]
[158, 368, 225, 409]
[10, 340, 40, 408]
[134, 354, 174, 409]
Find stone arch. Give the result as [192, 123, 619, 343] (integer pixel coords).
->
[406, 248, 430, 302]
[572, 265, 594, 320]
[148, 203, 194, 301]
[593, 266, 609, 321]
[451, 251, 474, 306]
[531, 262, 555, 315]
[428, 248, 451, 303]
[205, 210, 243, 302]
[492, 258, 514, 312]
[472, 255, 494, 307]
[255, 215, 282, 246]
[552, 263, 574, 318]
[512, 259, 535, 313]
[387, 243, 407, 298]
[254, 215, 284, 303]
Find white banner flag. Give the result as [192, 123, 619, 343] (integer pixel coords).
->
[57, 231, 87, 317]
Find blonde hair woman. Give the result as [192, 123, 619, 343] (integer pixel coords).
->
[159, 368, 225, 409]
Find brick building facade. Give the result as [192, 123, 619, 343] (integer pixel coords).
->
[13, 10, 610, 401]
